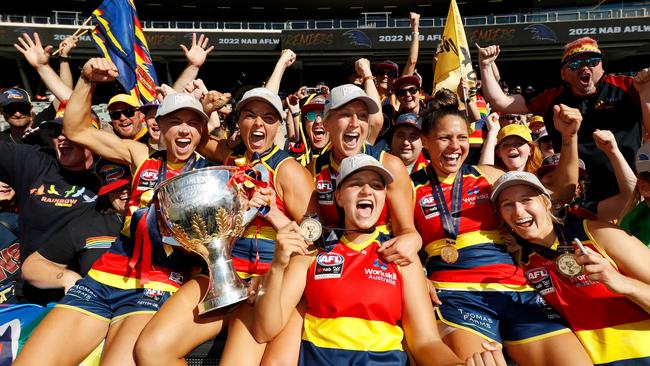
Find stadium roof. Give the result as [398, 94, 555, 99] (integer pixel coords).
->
[4, 0, 605, 22]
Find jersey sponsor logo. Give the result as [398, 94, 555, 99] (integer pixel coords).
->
[525, 267, 555, 295]
[314, 252, 344, 279]
[365, 259, 396, 285]
[143, 288, 164, 302]
[138, 168, 159, 189]
[419, 193, 439, 219]
[168, 271, 184, 285]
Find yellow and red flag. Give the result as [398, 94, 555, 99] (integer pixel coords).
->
[91, 0, 158, 103]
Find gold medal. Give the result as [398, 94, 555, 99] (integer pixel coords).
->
[556, 253, 582, 277]
[440, 240, 459, 264]
[300, 217, 322, 242]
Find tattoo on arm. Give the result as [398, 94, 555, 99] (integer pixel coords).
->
[56, 272, 64, 280]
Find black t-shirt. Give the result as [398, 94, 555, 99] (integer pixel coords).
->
[0, 141, 100, 302]
[527, 75, 641, 203]
[38, 210, 121, 277]
[0, 103, 50, 145]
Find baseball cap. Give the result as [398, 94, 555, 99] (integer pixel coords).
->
[236, 87, 284, 119]
[496, 124, 532, 145]
[528, 115, 544, 128]
[392, 75, 421, 91]
[94, 158, 132, 195]
[0, 87, 31, 107]
[108, 93, 140, 109]
[375, 60, 398, 73]
[635, 141, 650, 174]
[324, 84, 379, 117]
[561, 37, 603, 65]
[156, 93, 209, 123]
[536, 153, 587, 178]
[388, 113, 422, 136]
[337, 154, 394, 187]
[300, 94, 328, 114]
[139, 100, 160, 114]
[490, 171, 550, 204]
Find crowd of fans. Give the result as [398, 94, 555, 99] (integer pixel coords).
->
[1, 10, 649, 366]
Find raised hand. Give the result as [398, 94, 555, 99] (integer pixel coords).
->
[485, 112, 501, 135]
[593, 129, 618, 155]
[634, 67, 650, 98]
[278, 49, 296, 68]
[14, 32, 52, 69]
[409, 12, 420, 30]
[81, 58, 119, 83]
[354, 58, 372, 78]
[58, 36, 78, 57]
[273, 222, 312, 270]
[553, 104, 582, 139]
[475, 43, 500, 67]
[180, 33, 214, 68]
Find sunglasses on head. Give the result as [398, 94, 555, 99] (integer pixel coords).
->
[1, 104, 30, 115]
[304, 110, 323, 123]
[395, 87, 419, 97]
[109, 108, 137, 120]
[377, 69, 397, 78]
[565, 57, 601, 71]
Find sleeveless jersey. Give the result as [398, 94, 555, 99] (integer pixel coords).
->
[88, 205, 198, 292]
[123, 150, 210, 237]
[229, 145, 292, 278]
[312, 144, 389, 230]
[410, 151, 429, 174]
[301, 230, 407, 366]
[411, 164, 532, 292]
[521, 217, 650, 366]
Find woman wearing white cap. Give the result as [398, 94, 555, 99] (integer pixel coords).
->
[411, 104, 591, 364]
[492, 170, 650, 365]
[134, 85, 317, 365]
[253, 154, 505, 366]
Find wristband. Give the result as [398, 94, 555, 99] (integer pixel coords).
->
[291, 111, 300, 117]
[363, 75, 374, 82]
[59, 55, 71, 62]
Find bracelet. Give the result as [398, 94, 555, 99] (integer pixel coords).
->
[412, 31, 419, 35]
[59, 55, 71, 61]
[291, 111, 300, 117]
[363, 75, 374, 82]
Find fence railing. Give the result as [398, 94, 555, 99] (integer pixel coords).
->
[0, 5, 648, 31]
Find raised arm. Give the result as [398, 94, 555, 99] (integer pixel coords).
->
[634, 68, 650, 142]
[172, 33, 214, 92]
[266, 49, 296, 94]
[546, 104, 580, 204]
[57, 36, 78, 89]
[14, 33, 72, 101]
[593, 129, 637, 221]
[402, 12, 420, 77]
[355, 58, 383, 144]
[64, 58, 148, 170]
[478, 112, 500, 166]
[476, 43, 528, 113]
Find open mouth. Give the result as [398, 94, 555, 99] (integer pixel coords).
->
[313, 127, 325, 137]
[343, 132, 360, 149]
[250, 131, 265, 148]
[356, 199, 374, 218]
[442, 153, 460, 163]
[507, 152, 521, 159]
[578, 72, 591, 85]
[514, 217, 534, 228]
[175, 138, 192, 154]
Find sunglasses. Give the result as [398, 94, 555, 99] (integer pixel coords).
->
[1, 104, 30, 115]
[501, 114, 523, 122]
[304, 110, 323, 123]
[395, 87, 419, 97]
[377, 70, 397, 78]
[109, 108, 137, 120]
[565, 57, 601, 71]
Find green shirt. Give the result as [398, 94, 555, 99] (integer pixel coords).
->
[619, 202, 650, 248]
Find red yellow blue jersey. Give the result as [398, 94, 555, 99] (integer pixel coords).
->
[230, 145, 292, 278]
[124, 150, 210, 237]
[88, 206, 199, 292]
[410, 151, 429, 174]
[411, 164, 532, 292]
[521, 216, 650, 366]
[312, 144, 389, 230]
[301, 230, 407, 365]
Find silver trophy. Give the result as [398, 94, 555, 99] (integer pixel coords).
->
[156, 166, 259, 314]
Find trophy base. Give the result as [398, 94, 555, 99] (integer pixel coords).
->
[198, 286, 249, 315]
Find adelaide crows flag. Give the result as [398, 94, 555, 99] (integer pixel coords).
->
[91, 0, 158, 103]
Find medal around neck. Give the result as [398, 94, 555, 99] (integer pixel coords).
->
[440, 239, 459, 264]
[300, 217, 323, 242]
[556, 253, 583, 277]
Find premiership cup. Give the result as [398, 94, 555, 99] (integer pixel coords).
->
[156, 166, 258, 314]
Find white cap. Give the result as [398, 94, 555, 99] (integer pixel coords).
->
[324, 84, 380, 117]
[490, 171, 550, 203]
[236, 87, 284, 118]
[337, 154, 394, 186]
[636, 141, 650, 174]
[156, 93, 208, 122]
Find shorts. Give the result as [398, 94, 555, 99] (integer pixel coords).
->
[435, 289, 570, 345]
[57, 276, 173, 323]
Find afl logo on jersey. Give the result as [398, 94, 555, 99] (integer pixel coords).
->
[317, 180, 333, 193]
[140, 169, 158, 182]
[314, 252, 344, 280]
[317, 253, 344, 266]
[419, 194, 435, 207]
[419, 193, 439, 219]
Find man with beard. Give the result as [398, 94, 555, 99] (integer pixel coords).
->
[107, 93, 149, 142]
[0, 114, 100, 304]
[478, 37, 650, 204]
[0, 87, 38, 144]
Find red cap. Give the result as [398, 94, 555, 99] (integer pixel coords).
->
[94, 159, 131, 195]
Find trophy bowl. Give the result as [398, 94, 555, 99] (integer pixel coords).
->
[156, 166, 255, 314]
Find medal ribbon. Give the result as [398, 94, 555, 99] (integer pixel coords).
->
[426, 165, 463, 242]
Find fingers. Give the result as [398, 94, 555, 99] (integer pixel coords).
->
[44, 45, 53, 55]
[191, 32, 197, 45]
[205, 45, 215, 54]
[179, 44, 189, 53]
[33, 32, 42, 47]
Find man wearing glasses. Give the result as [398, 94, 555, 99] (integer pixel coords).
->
[393, 75, 426, 116]
[107, 93, 149, 142]
[477, 37, 650, 204]
[0, 88, 37, 144]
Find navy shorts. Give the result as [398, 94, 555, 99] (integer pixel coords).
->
[436, 289, 570, 344]
[57, 276, 173, 323]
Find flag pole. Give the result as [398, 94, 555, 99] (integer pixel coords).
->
[52, 15, 93, 56]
